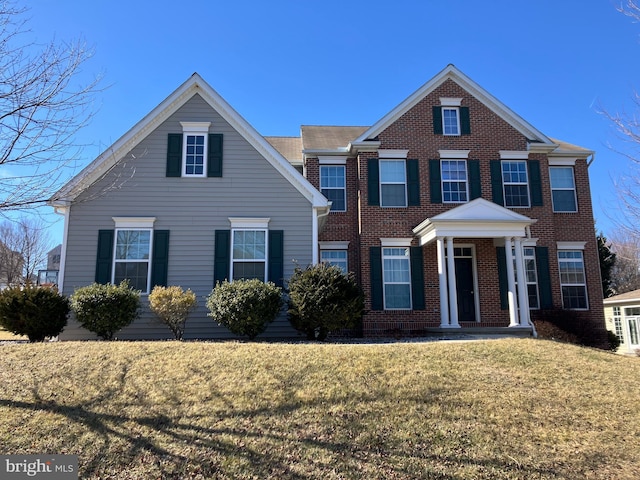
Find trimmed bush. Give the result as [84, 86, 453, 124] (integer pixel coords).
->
[0, 284, 69, 342]
[148, 285, 197, 340]
[70, 281, 140, 340]
[287, 263, 365, 341]
[606, 330, 621, 352]
[206, 279, 283, 340]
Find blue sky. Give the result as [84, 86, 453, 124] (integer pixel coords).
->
[17, 0, 640, 243]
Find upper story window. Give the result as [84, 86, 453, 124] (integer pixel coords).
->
[379, 159, 407, 207]
[433, 98, 470, 136]
[442, 108, 460, 136]
[320, 165, 346, 212]
[502, 160, 530, 207]
[550, 166, 577, 212]
[441, 159, 468, 203]
[180, 122, 210, 177]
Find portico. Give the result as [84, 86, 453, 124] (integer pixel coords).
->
[413, 198, 537, 329]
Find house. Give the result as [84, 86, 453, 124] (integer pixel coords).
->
[49, 64, 607, 343]
[37, 244, 61, 286]
[0, 241, 23, 289]
[604, 289, 640, 354]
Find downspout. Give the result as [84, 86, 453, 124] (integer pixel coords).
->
[53, 203, 70, 293]
[312, 205, 332, 264]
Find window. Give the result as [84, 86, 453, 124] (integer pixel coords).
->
[550, 167, 577, 212]
[558, 250, 588, 309]
[321, 250, 348, 273]
[180, 122, 211, 177]
[442, 107, 460, 136]
[613, 306, 624, 343]
[232, 229, 266, 281]
[513, 247, 539, 309]
[379, 160, 407, 207]
[383, 247, 412, 309]
[114, 229, 152, 292]
[320, 165, 346, 212]
[441, 160, 468, 203]
[502, 161, 530, 207]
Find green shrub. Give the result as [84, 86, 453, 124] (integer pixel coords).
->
[287, 263, 365, 341]
[0, 284, 69, 342]
[206, 279, 283, 340]
[606, 330, 621, 352]
[70, 281, 140, 340]
[536, 307, 604, 348]
[148, 285, 197, 340]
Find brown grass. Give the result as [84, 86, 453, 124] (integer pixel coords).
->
[0, 338, 638, 479]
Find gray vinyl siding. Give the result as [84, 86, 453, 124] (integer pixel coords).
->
[60, 93, 312, 340]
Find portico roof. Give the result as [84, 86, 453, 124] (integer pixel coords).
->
[413, 198, 537, 245]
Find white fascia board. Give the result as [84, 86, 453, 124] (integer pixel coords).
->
[354, 64, 554, 145]
[414, 219, 535, 246]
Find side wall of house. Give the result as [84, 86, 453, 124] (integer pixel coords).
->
[61, 93, 312, 340]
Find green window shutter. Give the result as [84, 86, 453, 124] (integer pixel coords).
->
[207, 133, 223, 178]
[410, 247, 425, 310]
[150, 230, 170, 288]
[268, 230, 284, 287]
[368, 159, 380, 206]
[214, 230, 231, 286]
[429, 159, 442, 204]
[460, 107, 471, 135]
[166, 134, 183, 177]
[468, 159, 482, 200]
[535, 246, 553, 309]
[95, 230, 114, 284]
[490, 160, 504, 206]
[528, 160, 543, 206]
[432, 106, 443, 135]
[496, 246, 508, 310]
[370, 247, 383, 311]
[406, 159, 420, 206]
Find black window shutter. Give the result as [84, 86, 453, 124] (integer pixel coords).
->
[406, 159, 420, 206]
[468, 159, 482, 200]
[528, 160, 543, 206]
[535, 246, 553, 309]
[410, 247, 425, 310]
[460, 107, 471, 135]
[150, 230, 170, 288]
[214, 230, 231, 286]
[368, 159, 380, 206]
[166, 134, 183, 177]
[429, 159, 442, 204]
[496, 246, 508, 310]
[432, 107, 443, 135]
[370, 247, 383, 310]
[207, 134, 223, 178]
[490, 160, 504, 206]
[95, 230, 114, 284]
[268, 230, 284, 287]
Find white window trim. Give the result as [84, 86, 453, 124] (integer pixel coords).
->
[558, 249, 589, 310]
[229, 217, 270, 229]
[440, 97, 463, 106]
[230, 228, 268, 282]
[514, 245, 540, 310]
[112, 217, 156, 229]
[548, 157, 577, 166]
[441, 107, 461, 136]
[320, 164, 347, 212]
[379, 159, 408, 208]
[378, 149, 409, 159]
[499, 151, 529, 160]
[440, 159, 469, 204]
[550, 166, 578, 213]
[180, 121, 211, 178]
[319, 241, 350, 249]
[112, 228, 153, 294]
[556, 241, 586, 250]
[380, 238, 412, 247]
[318, 156, 347, 165]
[439, 150, 470, 159]
[501, 160, 530, 208]
[382, 246, 412, 311]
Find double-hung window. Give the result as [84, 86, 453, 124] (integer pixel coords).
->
[441, 160, 468, 203]
[232, 229, 267, 281]
[442, 107, 460, 136]
[502, 160, 530, 207]
[114, 229, 152, 293]
[550, 167, 577, 212]
[320, 165, 346, 212]
[382, 247, 412, 309]
[558, 249, 588, 309]
[379, 160, 407, 207]
[321, 250, 348, 273]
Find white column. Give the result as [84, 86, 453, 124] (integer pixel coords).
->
[437, 237, 450, 327]
[446, 237, 460, 328]
[513, 237, 530, 326]
[504, 237, 519, 327]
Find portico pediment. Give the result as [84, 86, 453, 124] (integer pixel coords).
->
[413, 198, 537, 245]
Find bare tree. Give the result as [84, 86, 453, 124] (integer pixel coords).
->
[0, 0, 100, 211]
[0, 217, 51, 284]
[610, 232, 640, 294]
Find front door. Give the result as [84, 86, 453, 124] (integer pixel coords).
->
[455, 257, 476, 322]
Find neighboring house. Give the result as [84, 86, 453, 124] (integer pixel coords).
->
[49, 64, 607, 342]
[0, 241, 23, 288]
[37, 244, 61, 286]
[604, 289, 640, 354]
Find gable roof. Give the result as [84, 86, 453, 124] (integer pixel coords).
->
[264, 136, 303, 164]
[603, 289, 640, 305]
[301, 126, 369, 152]
[50, 74, 329, 209]
[354, 64, 555, 147]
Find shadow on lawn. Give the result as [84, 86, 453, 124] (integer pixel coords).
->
[0, 377, 564, 479]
